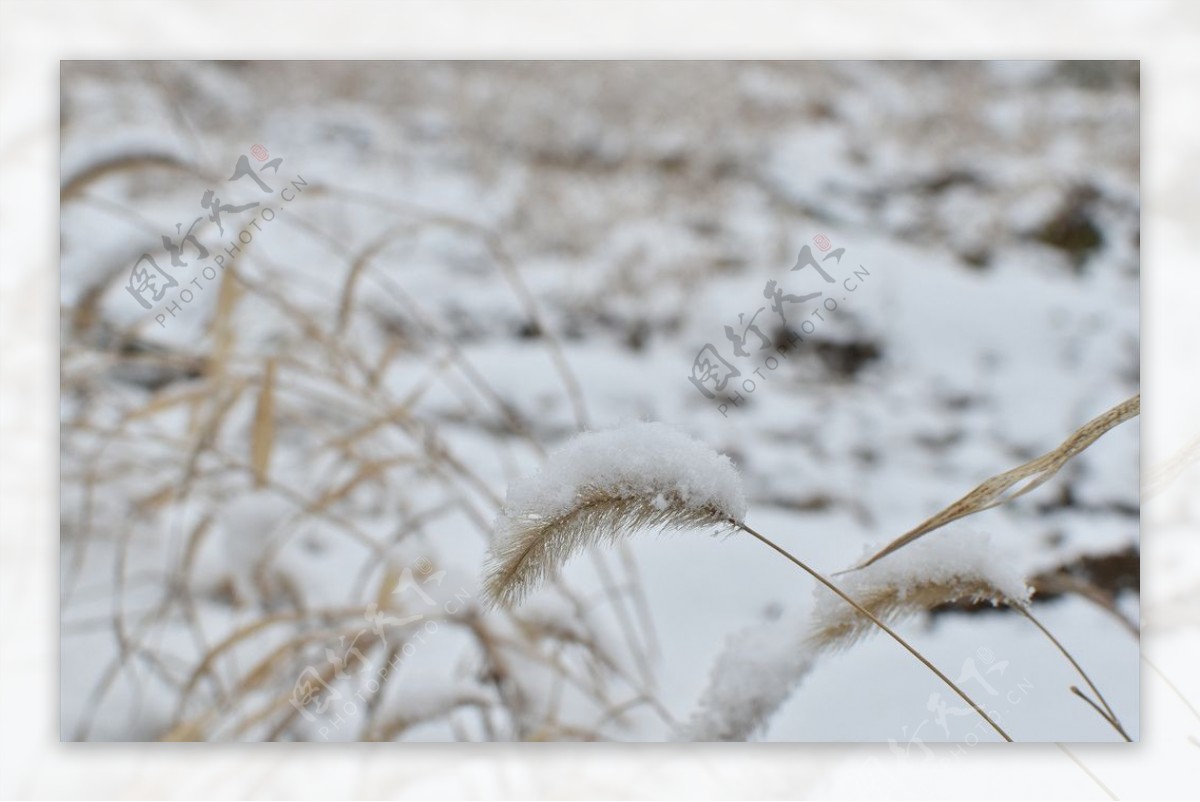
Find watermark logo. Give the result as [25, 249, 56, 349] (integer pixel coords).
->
[125, 146, 307, 326]
[689, 234, 872, 415]
[286, 557, 474, 740]
[888, 646, 1033, 756]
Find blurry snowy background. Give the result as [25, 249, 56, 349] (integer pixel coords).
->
[59, 60, 1139, 742]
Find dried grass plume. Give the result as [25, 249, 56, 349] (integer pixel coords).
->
[811, 528, 1031, 651]
[484, 422, 746, 608]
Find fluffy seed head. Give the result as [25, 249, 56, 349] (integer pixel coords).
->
[809, 528, 1032, 651]
[484, 422, 746, 608]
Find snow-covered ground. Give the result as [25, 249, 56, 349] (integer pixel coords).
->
[59, 61, 1140, 742]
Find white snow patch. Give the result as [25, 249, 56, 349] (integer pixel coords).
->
[820, 528, 1033, 620]
[682, 614, 814, 741]
[499, 421, 747, 525]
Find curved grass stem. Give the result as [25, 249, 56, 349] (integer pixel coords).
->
[1020, 607, 1131, 741]
[734, 520, 1014, 742]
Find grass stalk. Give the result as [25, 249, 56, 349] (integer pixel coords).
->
[1019, 607, 1131, 741]
[734, 519, 1014, 742]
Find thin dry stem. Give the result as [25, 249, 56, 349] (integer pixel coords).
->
[1021, 607, 1131, 741]
[735, 520, 1014, 742]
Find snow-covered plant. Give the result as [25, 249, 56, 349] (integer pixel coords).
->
[809, 529, 1031, 651]
[484, 408, 1138, 742]
[682, 614, 813, 741]
[484, 421, 1015, 741]
[684, 529, 1027, 741]
[684, 526, 1131, 741]
[484, 422, 747, 607]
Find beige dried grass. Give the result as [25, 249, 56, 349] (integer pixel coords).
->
[856, 393, 1140, 569]
[484, 450, 1013, 741]
[809, 573, 1027, 653]
[485, 486, 737, 609]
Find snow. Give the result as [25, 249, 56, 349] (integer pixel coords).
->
[683, 528, 1033, 741]
[484, 421, 748, 609]
[808, 528, 1033, 653]
[496, 421, 747, 530]
[58, 61, 1140, 742]
[827, 528, 1033, 619]
[682, 612, 814, 742]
